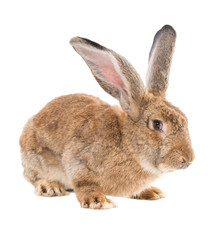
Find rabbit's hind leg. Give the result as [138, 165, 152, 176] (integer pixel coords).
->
[35, 179, 67, 197]
[21, 150, 69, 197]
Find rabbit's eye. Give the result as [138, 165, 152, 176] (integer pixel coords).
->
[152, 120, 163, 132]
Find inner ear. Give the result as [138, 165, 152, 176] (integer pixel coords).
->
[74, 44, 130, 101]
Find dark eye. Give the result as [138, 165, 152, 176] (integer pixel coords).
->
[152, 120, 163, 131]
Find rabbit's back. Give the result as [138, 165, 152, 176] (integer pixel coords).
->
[20, 94, 121, 155]
[20, 94, 110, 154]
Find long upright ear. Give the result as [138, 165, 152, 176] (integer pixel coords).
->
[146, 25, 176, 95]
[70, 37, 145, 121]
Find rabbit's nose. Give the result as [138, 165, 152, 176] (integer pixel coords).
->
[181, 158, 190, 169]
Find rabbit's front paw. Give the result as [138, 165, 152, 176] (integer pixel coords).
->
[135, 186, 166, 200]
[74, 182, 117, 209]
[80, 194, 116, 209]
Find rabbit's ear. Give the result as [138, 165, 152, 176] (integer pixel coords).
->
[146, 25, 176, 95]
[70, 37, 145, 121]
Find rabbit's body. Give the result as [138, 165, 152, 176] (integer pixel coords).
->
[20, 94, 160, 197]
[20, 25, 194, 209]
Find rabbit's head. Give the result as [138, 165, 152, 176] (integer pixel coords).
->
[70, 25, 194, 174]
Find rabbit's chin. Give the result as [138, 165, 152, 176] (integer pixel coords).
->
[157, 165, 175, 173]
[158, 161, 192, 173]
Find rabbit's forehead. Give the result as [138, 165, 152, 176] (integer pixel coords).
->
[160, 101, 188, 128]
[143, 98, 188, 128]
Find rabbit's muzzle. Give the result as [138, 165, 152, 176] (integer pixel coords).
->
[158, 146, 194, 172]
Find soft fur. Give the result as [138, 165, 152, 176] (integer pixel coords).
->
[20, 25, 194, 209]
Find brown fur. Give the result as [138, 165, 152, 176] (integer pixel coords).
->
[20, 25, 194, 209]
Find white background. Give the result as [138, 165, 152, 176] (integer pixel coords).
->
[1, 0, 219, 239]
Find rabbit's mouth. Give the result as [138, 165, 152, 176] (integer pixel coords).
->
[158, 151, 193, 172]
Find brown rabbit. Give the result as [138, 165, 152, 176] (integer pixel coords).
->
[20, 25, 194, 209]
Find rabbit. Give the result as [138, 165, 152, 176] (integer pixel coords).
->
[20, 25, 194, 209]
